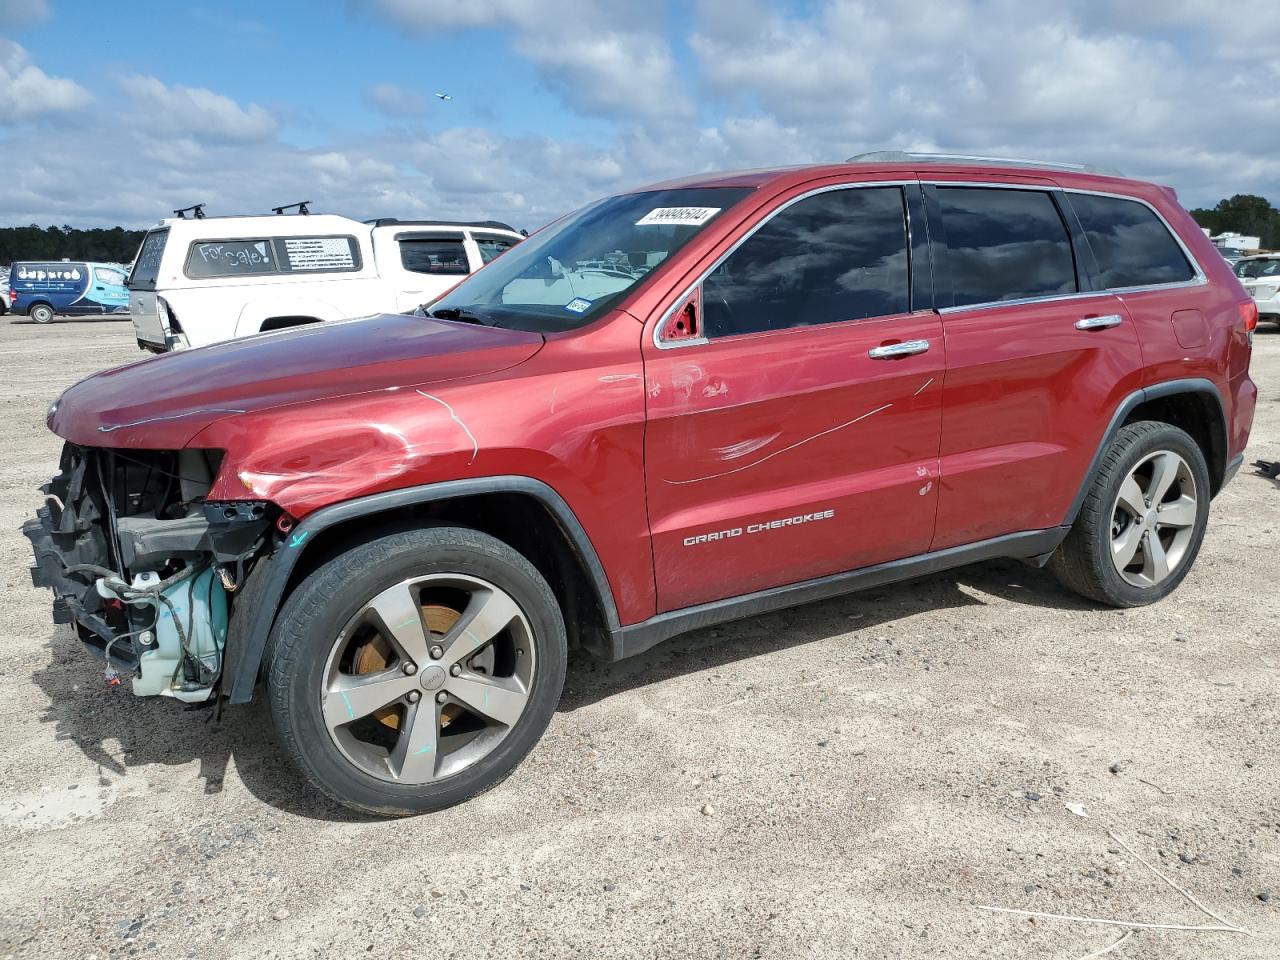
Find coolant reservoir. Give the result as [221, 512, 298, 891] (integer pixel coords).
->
[132, 566, 228, 702]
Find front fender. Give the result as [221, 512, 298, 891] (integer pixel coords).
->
[220, 476, 619, 704]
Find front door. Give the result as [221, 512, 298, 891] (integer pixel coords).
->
[642, 183, 944, 612]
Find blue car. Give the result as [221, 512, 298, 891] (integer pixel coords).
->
[9, 261, 130, 324]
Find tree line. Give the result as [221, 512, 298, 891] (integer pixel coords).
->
[0, 225, 146, 266]
[1189, 195, 1280, 250]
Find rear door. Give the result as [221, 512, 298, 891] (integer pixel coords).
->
[643, 182, 944, 611]
[926, 180, 1144, 549]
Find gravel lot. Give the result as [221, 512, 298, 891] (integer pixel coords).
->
[1, 315, 1277, 959]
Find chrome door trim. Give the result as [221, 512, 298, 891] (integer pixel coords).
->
[868, 339, 930, 359]
[1075, 313, 1124, 331]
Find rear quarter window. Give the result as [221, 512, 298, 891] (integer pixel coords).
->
[1068, 193, 1195, 289]
[399, 237, 470, 275]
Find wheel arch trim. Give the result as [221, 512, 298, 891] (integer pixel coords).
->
[223, 475, 619, 704]
[1064, 377, 1227, 527]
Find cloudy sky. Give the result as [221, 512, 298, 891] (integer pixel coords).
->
[1, 0, 1277, 231]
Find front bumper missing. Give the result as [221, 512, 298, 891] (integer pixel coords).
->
[23, 444, 271, 698]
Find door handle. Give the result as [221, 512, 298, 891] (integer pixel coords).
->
[1075, 313, 1123, 331]
[869, 339, 930, 360]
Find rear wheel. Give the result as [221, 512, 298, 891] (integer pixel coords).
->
[28, 303, 54, 324]
[266, 526, 567, 815]
[1050, 421, 1210, 606]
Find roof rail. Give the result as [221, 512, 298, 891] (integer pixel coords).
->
[365, 218, 520, 233]
[846, 150, 1124, 176]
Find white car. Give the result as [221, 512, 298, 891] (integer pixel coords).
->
[1235, 254, 1280, 326]
[126, 213, 523, 351]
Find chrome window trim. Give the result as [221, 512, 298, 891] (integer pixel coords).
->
[652, 180, 913, 350]
[653, 179, 1209, 341]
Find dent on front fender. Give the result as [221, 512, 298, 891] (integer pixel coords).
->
[194, 388, 488, 517]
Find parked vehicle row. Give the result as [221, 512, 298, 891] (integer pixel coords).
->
[23, 154, 1257, 815]
[126, 214, 524, 351]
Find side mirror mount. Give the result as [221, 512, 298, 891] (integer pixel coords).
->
[659, 286, 701, 343]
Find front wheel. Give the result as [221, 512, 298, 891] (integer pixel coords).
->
[1050, 421, 1210, 607]
[265, 526, 567, 815]
[28, 303, 54, 324]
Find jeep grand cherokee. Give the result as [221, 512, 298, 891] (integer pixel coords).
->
[24, 154, 1257, 815]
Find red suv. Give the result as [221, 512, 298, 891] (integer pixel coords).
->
[24, 154, 1257, 814]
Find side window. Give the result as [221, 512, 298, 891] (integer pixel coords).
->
[399, 238, 470, 275]
[474, 236, 514, 264]
[938, 187, 1077, 307]
[703, 186, 909, 338]
[1068, 193, 1195, 288]
[185, 236, 361, 278]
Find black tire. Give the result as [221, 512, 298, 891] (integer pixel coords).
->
[265, 525, 567, 816]
[29, 302, 55, 324]
[1049, 421, 1211, 607]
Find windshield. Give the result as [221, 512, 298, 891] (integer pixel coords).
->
[427, 187, 751, 331]
[1236, 258, 1280, 279]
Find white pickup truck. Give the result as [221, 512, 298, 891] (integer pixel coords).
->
[126, 213, 523, 351]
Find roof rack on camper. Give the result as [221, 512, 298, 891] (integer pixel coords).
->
[172, 203, 206, 220]
[272, 201, 312, 215]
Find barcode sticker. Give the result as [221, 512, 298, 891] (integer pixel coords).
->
[635, 207, 721, 227]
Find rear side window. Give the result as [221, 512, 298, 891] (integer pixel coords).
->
[939, 187, 1077, 307]
[185, 236, 361, 279]
[474, 235, 515, 264]
[703, 186, 909, 338]
[1069, 193, 1195, 288]
[399, 238, 470, 275]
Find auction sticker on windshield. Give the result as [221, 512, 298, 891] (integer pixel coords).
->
[636, 207, 721, 227]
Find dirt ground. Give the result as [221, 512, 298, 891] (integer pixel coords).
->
[0, 315, 1276, 960]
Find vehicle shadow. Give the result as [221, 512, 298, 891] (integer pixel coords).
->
[28, 632, 366, 822]
[558, 557, 1092, 711]
[7, 315, 132, 325]
[29, 557, 1090, 821]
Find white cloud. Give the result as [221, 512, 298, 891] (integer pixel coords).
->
[367, 81, 426, 118]
[0, 39, 90, 120]
[368, 0, 691, 120]
[0, 0, 48, 27]
[119, 74, 278, 142]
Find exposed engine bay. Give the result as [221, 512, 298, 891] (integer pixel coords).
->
[23, 443, 271, 702]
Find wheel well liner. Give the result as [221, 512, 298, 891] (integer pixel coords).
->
[1064, 377, 1228, 527]
[222, 476, 619, 704]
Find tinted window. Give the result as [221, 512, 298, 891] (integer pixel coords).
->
[702, 187, 909, 338]
[939, 188, 1076, 306]
[400, 238, 469, 275]
[187, 239, 277, 278]
[474, 236, 515, 264]
[185, 236, 361, 279]
[1237, 258, 1280, 279]
[128, 229, 168, 289]
[1070, 193, 1195, 288]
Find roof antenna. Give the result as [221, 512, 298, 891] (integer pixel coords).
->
[272, 201, 311, 215]
[173, 203, 206, 220]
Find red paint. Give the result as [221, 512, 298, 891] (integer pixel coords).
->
[47, 161, 1256, 625]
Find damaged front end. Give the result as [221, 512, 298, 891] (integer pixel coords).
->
[23, 444, 272, 703]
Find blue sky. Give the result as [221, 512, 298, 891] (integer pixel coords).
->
[1, 0, 1277, 229]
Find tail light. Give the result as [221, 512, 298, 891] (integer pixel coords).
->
[7, 289, 14, 303]
[1240, 299, 1258, 334]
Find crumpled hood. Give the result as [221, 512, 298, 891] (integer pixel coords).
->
[50, 312, 544, 448]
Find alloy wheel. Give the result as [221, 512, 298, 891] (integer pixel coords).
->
[1109, 449, 1198, 589]
[321, 573, 535, 784]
